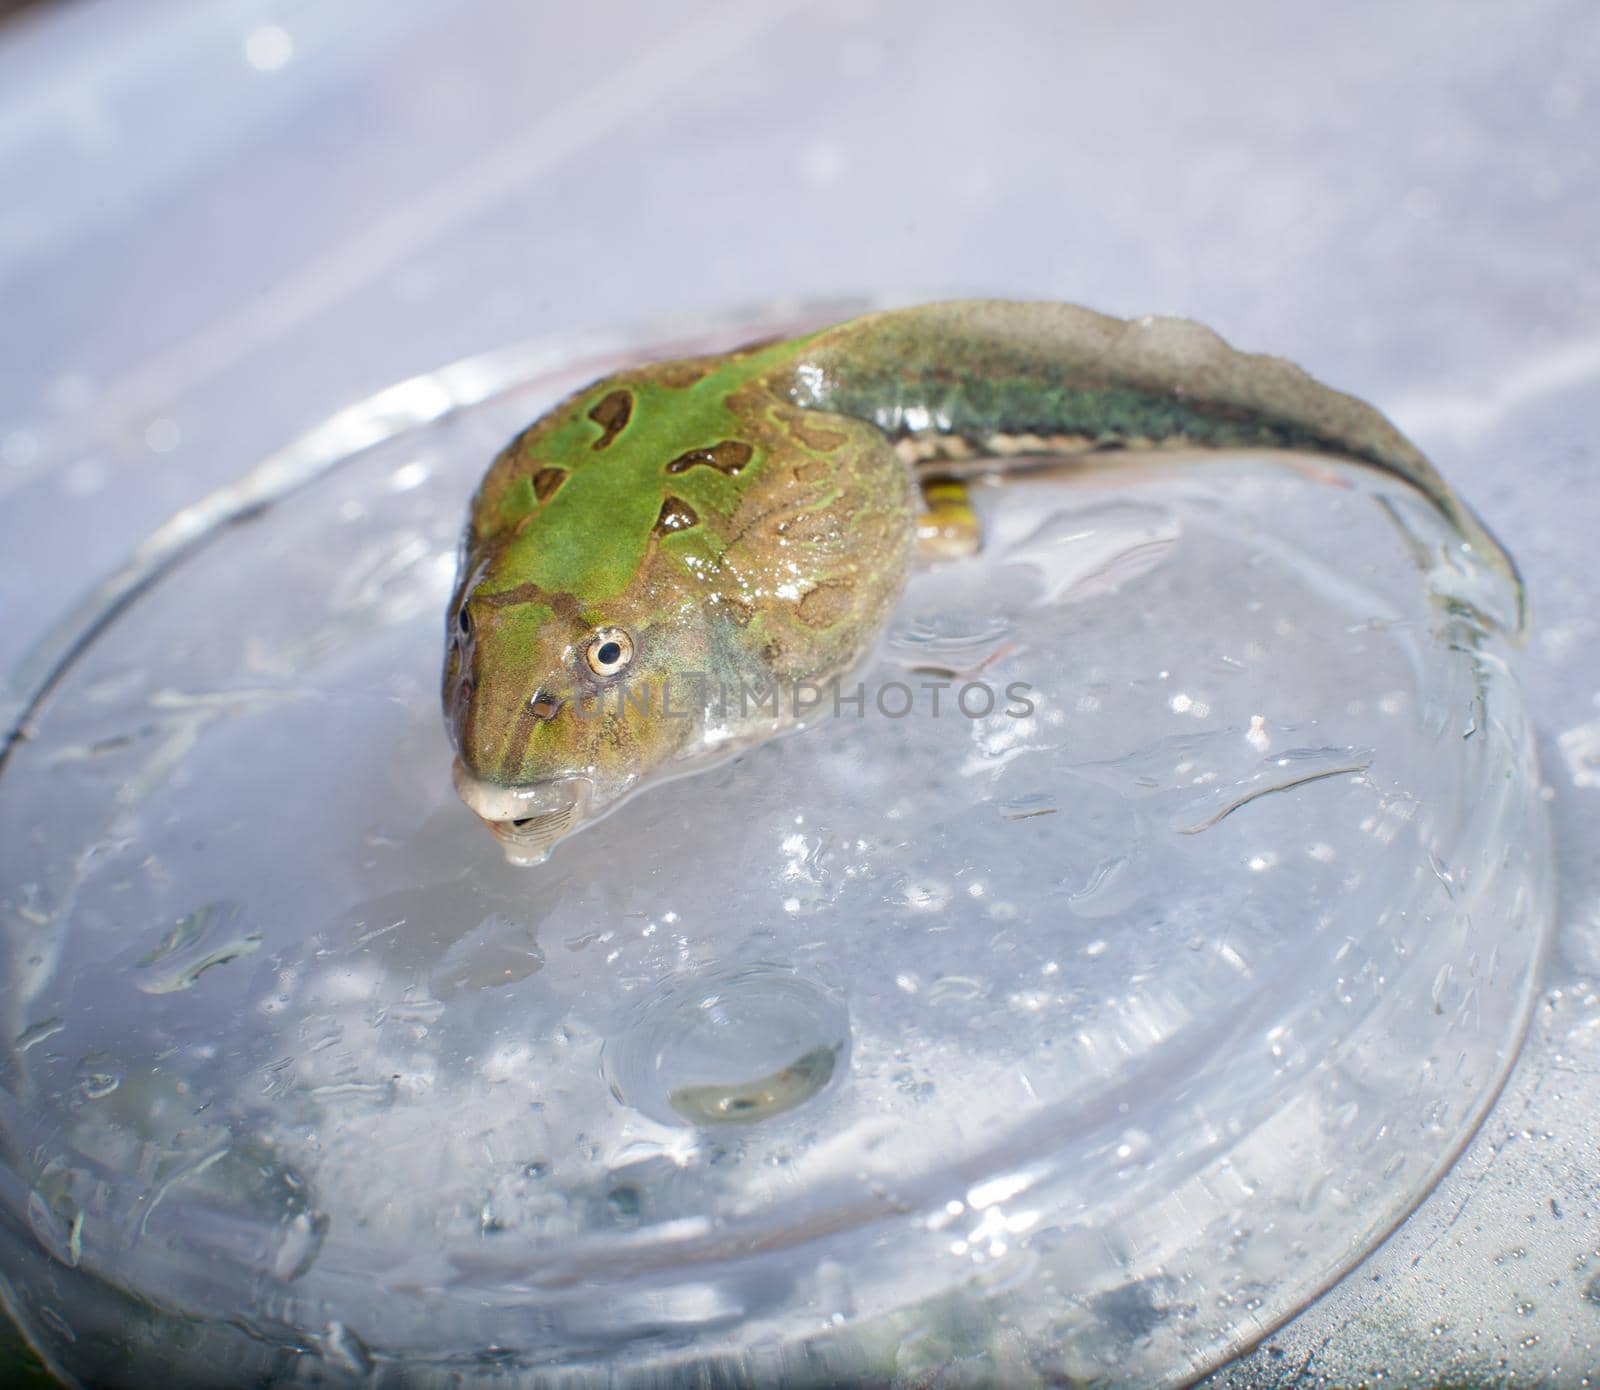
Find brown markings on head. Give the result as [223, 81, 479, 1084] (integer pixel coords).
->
[455, 681, 481, 764]
[797, 582, 852, 630]
[533, 467, 568, 501]
[588, 390, 634, 450]
[791, 459, 829, 489]
[498, 700, 545, 782]
[477, 582, 583, 625]
[649, 360, 715, 390]
[778, 409, 847, 452]
[666, 440, 754, 476]
[477, 581, 545, 610]
[653, 495, 700, 536]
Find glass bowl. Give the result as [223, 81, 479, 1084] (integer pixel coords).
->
[0, 310, 1552, 1387]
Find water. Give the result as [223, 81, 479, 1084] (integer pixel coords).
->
[0, 325, 1551, 1387]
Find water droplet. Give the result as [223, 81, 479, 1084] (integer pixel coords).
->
[1000, 792, 1057, 821]
[272, 1209, 329, 1282]
[36, 1306, 73, 1344]
[26, 1190, 82, 1268]
[15, 1017, 65, 1052]
[79, 1071, 120, 1100]
[319, 1321, 373, 1376]
[1114, 1129, 1153, 1165]
[927, 975, 984, 1005]
[605, 965, 849, 1127]
[903, 880, 951, 912]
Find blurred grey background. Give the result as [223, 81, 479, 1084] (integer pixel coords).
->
[1, 1, 1597, 1384]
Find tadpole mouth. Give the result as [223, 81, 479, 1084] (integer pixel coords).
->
[484, 803, 580, 866]
[451, 760, 589, 867]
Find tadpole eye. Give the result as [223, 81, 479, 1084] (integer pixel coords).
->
[584, 627, 634, 677]
[457, 605, 473, 638]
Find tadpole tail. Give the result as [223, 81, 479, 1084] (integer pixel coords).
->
[773, 299, 1526, 638]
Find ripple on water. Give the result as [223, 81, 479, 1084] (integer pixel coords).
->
[603, 965, 850, 1127]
